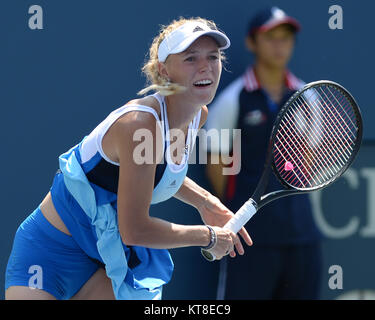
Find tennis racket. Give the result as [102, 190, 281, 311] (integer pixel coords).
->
[202, 80, 363, 261]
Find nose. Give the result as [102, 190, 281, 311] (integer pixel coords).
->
[198, 57, 211, 73]
[272, 37, 290, 49]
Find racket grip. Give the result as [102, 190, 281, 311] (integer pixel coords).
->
[201, 199, 257, 262]
[223, 199, 257, 233]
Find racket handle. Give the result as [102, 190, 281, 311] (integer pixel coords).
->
[224, 199, 258, 233]
[201, 199, 257, 262]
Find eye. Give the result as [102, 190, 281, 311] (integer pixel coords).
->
[209, 55, 219, 61]
[265, 34, 272, 40]
[184, 56, 196, 62]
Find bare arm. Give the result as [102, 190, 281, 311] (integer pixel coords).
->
[173, 105, 212, 209]
[174, 106, 253, 255]
[205, 153, 228, 200]
[173, 176, 210, 210]
[173, 174, 252, 256]
[109, 111, 235, 258]
[112, 112, 209, 248]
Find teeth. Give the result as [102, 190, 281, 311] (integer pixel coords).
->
[194, 80, 212, 85]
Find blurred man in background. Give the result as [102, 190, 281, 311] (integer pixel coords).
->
[204, 6, 322, 299]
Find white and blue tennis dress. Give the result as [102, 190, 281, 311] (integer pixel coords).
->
[5, 93, 201, 300]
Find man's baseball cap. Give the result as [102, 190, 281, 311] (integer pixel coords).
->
[248, 6, 301, 37]
[158, 21, 231, 63]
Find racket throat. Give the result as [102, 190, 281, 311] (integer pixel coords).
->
[251, 163, 272, 203]
[247, 198, 258, 211]
[259, 189, 309, 209]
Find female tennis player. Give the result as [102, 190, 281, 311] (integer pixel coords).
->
[5, 17, 252, 300]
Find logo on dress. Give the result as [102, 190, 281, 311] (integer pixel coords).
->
[168, 180, 177, 188]
[244, 110, 267, 126]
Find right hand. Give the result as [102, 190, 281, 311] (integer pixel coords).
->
[207, 226, 237, 260]
[197, 194, 253, 257]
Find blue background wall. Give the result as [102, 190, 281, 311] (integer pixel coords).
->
[1, 0, 374, 299]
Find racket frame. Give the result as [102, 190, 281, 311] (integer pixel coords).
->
[266, 80, 363, 206]
[202, 80, 363, 261]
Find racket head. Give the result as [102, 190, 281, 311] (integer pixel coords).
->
[270, 80, 363, 192]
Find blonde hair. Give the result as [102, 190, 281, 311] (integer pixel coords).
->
[138, 17, 226, 96]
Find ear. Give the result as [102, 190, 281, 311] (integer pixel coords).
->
[245, 36, 256, 54]
[158, 62, 169, 79]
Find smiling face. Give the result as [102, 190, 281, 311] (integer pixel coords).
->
[159, 36, 223, 106]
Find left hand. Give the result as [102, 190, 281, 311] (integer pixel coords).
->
[197, 194, 253, 257]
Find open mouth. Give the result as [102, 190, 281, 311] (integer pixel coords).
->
[193, 79, 213, 88]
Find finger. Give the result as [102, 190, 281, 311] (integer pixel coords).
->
[217, 252, 225, 260]
[239, 227, 253, 246]
[226, 231, 241, 255]
[233, 234, 244, 255]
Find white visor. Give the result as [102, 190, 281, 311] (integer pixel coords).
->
[158, 21, 231, 62]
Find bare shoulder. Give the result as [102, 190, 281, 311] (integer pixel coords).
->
[113, 108, 158, 140]
[126, 96, 161, 119]
[113, 94, 163, 137]
[100, 95, 164, 165]
[111, 105, 163, 163]
[199, 105, 209, 129]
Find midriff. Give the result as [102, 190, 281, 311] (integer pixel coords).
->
[40, 191, 72, 236]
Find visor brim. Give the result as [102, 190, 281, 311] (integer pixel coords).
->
[162, 30, 230, 61]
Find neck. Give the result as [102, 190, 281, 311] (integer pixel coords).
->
[254, 61, 287, 104]
[254, 61, 286, 89]
[164, 94, 201, 131]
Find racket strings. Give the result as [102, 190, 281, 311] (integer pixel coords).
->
[287, 102, 343, 171]
[277, 114, 333, 185]
[298, 95, 352, 161]
[276, 112, 334, 187]
[282, 86, 356, 185]
[292, 90, 354, 181]
[324, 86, 357, 132]
[309, 87, 357, 157]
[276, 95, 346, 186]
[277, 112, 331, 184]
[274, 84, 359, 189]
[290, 101, 345, 182]
[312, 88, 355, 153]
[291, 104, 345, 174]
